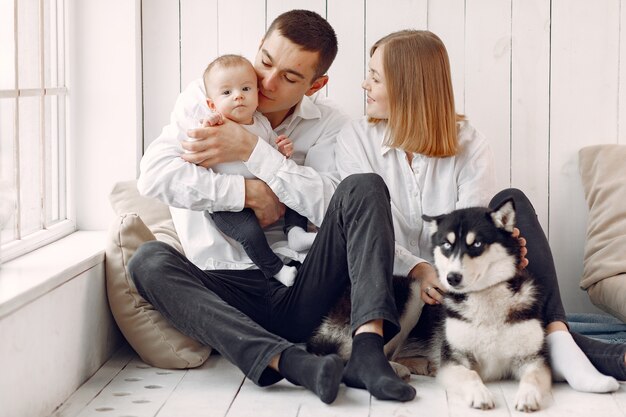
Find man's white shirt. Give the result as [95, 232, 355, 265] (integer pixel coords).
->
[138, 78, 349, 270]
[336, 118, 496, 276]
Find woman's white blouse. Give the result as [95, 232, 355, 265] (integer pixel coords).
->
[336, 117, 496, 276]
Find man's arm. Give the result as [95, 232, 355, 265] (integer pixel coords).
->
[137, 79, 248, 213]
[244, 107, 348, 227]
[181, 117, 259, 167]
[244, 178, 285, 228]
[179, 114, 288, 226]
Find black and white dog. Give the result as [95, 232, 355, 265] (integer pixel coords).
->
[413, 199, 551, 412]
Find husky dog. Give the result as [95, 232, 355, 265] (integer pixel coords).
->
[413, 199, 551, 412]
[307, 275, 424, 380]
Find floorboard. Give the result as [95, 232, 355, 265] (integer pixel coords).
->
[156, 355, 245, 417]
[55, 348, 626, 417]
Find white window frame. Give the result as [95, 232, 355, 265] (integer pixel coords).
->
[0, 0, 73, 263]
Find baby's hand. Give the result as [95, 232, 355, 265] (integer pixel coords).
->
[276, 135, 293, 158]
[201, 112, 224, 127]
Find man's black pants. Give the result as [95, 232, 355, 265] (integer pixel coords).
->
[128, 173, 401, 386]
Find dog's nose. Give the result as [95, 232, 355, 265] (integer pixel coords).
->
[447, 272, 463, 286]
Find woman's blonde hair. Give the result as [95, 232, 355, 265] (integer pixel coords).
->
[370, 30, 462, 157]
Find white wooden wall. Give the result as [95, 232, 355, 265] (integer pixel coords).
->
[142, 0, 626, 314]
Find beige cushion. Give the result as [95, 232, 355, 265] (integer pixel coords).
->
[579, 145, 626, 322]
[105, 180, 211, 368]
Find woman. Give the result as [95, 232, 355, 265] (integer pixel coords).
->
[336, 29, 625, 392]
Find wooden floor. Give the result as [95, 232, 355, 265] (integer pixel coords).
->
[52, 345, 626, 417]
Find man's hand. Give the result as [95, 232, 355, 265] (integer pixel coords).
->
[244, 179, 285, 228]
[181, 118, 258, 168]
[409, 262, 444, 305]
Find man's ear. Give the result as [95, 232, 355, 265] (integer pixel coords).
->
[206, 99, 217, 112]
[305, 75, 329, 97]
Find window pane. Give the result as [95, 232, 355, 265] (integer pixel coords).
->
[57, 93, 66, 220]
[56, 0, 65, 87]
[18, 0, 41, 89]
[0, 0, 16, 90]
[44, 94, 60, 224]
[18, 96, 42, 236]
[43, 0, 55, 87]
[1, 0, 70, 261]
[0, 99, 17, 244]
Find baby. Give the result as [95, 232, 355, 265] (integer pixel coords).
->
[197, 54, 315, 286]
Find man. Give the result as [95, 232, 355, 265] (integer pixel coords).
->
[129, 10, 415, 403]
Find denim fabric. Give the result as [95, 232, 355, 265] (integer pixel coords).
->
[568, 313, 626, 343]
[129, 173, 400, 386]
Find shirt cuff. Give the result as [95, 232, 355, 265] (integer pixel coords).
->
[245, 138, 285, 183]
[393, 244, 427, 276]
[208, 172, 246, 212]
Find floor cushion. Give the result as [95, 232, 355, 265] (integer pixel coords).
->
[579, 145, 626, 323]
[105, 180, 211, 368]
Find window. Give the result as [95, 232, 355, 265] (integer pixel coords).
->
[0, 0, 72, 263]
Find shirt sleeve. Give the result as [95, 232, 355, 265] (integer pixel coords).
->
[456, 125, 496, 209]
[335, 121, 375, 179]
[137, 80, 246, 212]
[336, 121, 429, 276]
[244, 109, 348, 227]
[393, 244, 429, 277]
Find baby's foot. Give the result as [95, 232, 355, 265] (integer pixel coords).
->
[287, 227, 316, 252]
[274, 265, 297, 287]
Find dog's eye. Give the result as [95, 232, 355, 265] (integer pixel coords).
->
[442, 242, 452, 250]
[472, 241, 482, 248]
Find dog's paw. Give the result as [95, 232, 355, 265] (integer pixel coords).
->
[389, 361, 412, 382]
[395, 357, 433, 376]
[465, 383, 495, 410]
[514, 383, 543, 412]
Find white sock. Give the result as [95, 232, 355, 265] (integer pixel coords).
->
[274, 265, 297, 287]
[287, 227, 316, 252]
[547, 331, 619, 393]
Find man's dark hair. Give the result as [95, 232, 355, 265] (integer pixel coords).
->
[265, 9, 338, 80]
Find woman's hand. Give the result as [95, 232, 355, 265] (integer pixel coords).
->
[409, 262, 444, 305]
[512, 227, 529, 269]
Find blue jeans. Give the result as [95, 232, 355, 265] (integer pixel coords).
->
[209, 207, 308, 278]
[128, 174, 401, 386]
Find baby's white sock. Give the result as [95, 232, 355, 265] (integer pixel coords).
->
[274, 265, 297, 287]
[547, 331, 619, 393]
[287, 227, 316, 252]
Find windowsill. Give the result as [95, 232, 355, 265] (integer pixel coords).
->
[0, 231, 106, 319]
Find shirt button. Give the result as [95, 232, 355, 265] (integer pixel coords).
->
[410, 240, 417, 246]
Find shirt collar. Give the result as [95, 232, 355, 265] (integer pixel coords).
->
[275, 95, 322, 133]
[292, 95, 322, 121]
[379, 123, 393, 156]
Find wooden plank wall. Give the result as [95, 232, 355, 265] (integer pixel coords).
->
[141, 0, 625, 314]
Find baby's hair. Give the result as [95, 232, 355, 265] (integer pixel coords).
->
[370, 30, 462, 157]
[203, 54, 254, 96]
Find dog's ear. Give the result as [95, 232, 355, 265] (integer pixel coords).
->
[422, 213, 443, 235]
[490, 198, 516, 233]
